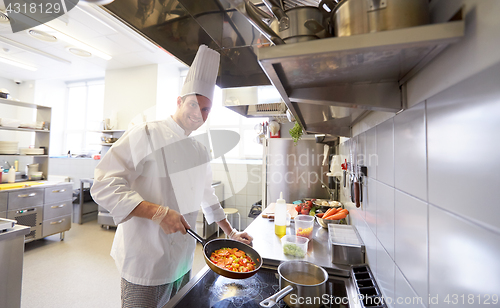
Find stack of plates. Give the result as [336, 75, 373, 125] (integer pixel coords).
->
[0, 141, 18, 154]
[0, 118, 21, 128]
[20, 148, 44, 155]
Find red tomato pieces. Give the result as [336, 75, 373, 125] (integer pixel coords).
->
[210, 248, 256, 272]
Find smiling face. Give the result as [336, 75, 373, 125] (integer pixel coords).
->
[172, 94, 212, 135]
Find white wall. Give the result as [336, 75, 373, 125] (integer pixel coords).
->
[33, 79, 66, 155]
[343, 1, 500, 306]
[103, 64, 160, 129]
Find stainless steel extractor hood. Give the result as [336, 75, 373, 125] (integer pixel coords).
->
[222, 85, 287, 118]
[102, 1, 465, 137]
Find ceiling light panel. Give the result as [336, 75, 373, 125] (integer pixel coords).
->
[0, 55, 37, 71]
[67, 47, 92, 57]
[35, 24, 112, 60]
[28, 29, 58, 42]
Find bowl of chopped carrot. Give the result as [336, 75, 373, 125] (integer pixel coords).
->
[315, 207, 348, 228]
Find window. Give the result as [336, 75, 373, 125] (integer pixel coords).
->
[198, 86, 268, 159]
[64, 80, 104, 155]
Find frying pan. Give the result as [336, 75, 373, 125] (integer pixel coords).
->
[187, 229, 263, 279]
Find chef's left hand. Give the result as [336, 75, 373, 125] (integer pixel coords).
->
[229, 229, 253, 245]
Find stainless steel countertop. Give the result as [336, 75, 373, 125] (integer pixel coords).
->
[245, 215, 351, 276]
[0, 224, 31, 241]
[163, 214, 363, 308]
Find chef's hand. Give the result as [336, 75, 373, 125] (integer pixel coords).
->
[229, 229, 253, 245]
[152, 206, 190, 235]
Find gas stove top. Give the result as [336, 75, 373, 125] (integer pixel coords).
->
[169, 266, 350, 308]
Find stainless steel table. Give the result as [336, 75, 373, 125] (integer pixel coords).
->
[0, 224, 30, 308]
[244, 215, 351, 276]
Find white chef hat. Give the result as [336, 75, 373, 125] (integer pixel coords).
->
[180, 45, 220, 102]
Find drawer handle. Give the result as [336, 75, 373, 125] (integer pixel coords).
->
[18, 193, 37, 198]
[50, 219, 65, 225]
[51, 204, 66, 209]
[52, 189, 66, 193]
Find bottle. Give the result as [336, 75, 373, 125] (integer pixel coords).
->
[14, 159, 18, 172]
[274, 192, 287, 237]
[8, 168, 16, 183]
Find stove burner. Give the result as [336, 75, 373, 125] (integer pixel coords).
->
[208, 276, 270, 308]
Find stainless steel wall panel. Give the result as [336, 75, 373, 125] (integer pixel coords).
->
[427, 62, 500, 233]
[376, 181, 395, 259]
[395, 190, 428, 300]
[266, 139, 329, 204]
[429, 205, 500, 299]
[376, 118, 394, 186]
[394, 102, 427, 201]
[0, 211, 5, 219]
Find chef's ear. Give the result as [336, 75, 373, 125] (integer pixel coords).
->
[176, 96, 183, 108]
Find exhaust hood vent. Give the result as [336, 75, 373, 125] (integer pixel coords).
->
[223, 85, 286, 118]
[248, 102, 286, 116]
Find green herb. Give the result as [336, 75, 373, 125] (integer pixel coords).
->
[289, 122, 303, 145]
[283, 243, 306, 258]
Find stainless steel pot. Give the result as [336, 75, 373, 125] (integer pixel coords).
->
[242, 1, 329, 45]
[260, 261, 328, 308]
[270, 6, 330, 43]
[321, 0, 430, 37]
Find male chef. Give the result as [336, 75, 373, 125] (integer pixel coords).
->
[91, 45, 252, 308]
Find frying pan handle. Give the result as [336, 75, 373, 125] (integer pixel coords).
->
[260, 285, 293, 307]
[187, 228, 206, 246]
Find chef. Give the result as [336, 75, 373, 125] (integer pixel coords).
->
[91, 45, 253, 308]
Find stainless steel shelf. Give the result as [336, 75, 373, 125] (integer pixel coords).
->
[0, 98, 51, 110]
[0, 126, 49, 133]
[258, 18, 465, 136]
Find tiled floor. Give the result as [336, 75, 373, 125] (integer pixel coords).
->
[21, 220, 208, 308]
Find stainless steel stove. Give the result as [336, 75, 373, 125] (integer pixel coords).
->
[165, 265, 353, 308]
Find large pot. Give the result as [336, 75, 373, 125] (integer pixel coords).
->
[320, 0, 430, 37]
[270, 6, 330, 43]
[260, 261, 328, 308]
[244, 1, 329, 45]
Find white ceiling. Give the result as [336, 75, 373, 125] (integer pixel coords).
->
[0, 1, 187, 83]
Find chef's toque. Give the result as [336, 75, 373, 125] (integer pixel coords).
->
[180, 45, 220, 102]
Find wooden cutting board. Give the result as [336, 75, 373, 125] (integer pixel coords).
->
[261, 203, 298, 219]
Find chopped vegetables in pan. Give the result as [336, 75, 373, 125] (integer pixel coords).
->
[210, 248, 256, 272]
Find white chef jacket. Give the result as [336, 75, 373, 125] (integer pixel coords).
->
[91, 116, 226, 286]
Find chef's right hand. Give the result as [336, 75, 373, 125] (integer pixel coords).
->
[152, 206, 190, 235]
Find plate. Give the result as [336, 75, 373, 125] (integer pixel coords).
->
[313, 200, 342, 207]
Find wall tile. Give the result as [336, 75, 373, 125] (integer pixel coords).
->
[395, 191, 428, 300]
[429, 205, 500, 299]
[365, 177, 377, 234]
[363, 224, 378, 276]
[376, 119, 394, 186]
[365, 127, 377, 180]
[376, 241, 395, 308]
[395, 267, 427, 308]
[376, 182, 395, 258]
[427, 62, 500, 233]
[394, 102, 427, 201]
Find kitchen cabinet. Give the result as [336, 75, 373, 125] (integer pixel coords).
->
[0, 98, 51, 177]
[5, 183, 72, 242]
